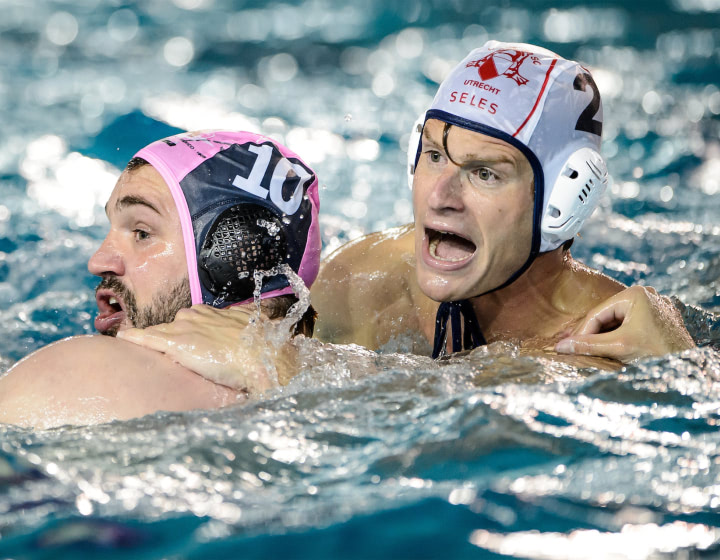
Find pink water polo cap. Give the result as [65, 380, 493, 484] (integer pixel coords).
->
[135, 130, 321, 306]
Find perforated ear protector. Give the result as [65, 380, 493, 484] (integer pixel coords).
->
[198, 204, 286, 303]
[541, 147, 608, 246]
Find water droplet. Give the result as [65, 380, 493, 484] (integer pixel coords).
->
[257, 218, 280, 236]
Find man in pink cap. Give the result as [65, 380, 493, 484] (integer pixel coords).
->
[0, 130, 321, 428]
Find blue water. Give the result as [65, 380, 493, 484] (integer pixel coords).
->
[1, 0, 720, 558]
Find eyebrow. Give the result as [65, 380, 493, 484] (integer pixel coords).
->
[423, 132, 517, 167]
[460, 153, 517, 167]
[105, 195, 162, 216]
[422, 127, 517, 167]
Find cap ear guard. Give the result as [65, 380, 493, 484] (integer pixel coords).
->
[198, 204, 287, 304]
[540, 147, 608, 247]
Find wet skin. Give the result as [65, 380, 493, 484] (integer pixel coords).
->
[98, 126, 696, 389]
[0, 164, 244, 429]
[310, 121, 627, 356]
[88, 166, 189, 335]
[413, 119, 535, 302]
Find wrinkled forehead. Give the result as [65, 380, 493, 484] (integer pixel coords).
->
[107, 164, 179, 221]
[423, 118, 534, 173]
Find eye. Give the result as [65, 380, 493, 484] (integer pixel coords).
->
[471, 167, 498, 184]
[134, 229, 150, 242]
[426, 150, 444, 163]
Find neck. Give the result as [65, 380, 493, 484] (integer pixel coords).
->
[468, 248, 575, 342]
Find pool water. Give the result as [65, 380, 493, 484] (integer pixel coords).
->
[1, 1, 720, 558]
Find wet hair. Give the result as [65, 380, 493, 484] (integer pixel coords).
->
[261, 296, 316, 338]
[442, 122, 461, 166]
[125, 156, 149, 172]
[441, 122, 534, 194]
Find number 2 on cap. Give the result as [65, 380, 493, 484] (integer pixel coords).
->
[573, 72, 602, 136]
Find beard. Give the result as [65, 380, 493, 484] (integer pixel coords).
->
[95, 275, 192, 337]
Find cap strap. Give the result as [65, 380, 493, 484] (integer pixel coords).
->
[432, 300, 486, 359]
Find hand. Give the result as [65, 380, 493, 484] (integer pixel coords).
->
[117, 304, 299, 395]
[554, 286, 696, 362]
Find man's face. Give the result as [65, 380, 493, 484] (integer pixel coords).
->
[88, 164, 191, 336]
[413, 119, 535, 302]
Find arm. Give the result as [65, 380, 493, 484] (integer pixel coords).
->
[0, 336, 240, 429]
[118, 304, 298, 393]
[555, 286, 696, 362]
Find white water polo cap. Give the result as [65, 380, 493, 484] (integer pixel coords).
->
[135, 130, 321, 307]
[416, 40, 608, 254]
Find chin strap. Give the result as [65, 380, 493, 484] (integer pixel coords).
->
[432, 300, 486, 359]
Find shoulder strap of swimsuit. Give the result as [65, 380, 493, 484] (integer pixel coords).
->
[431, 300, 486, 359]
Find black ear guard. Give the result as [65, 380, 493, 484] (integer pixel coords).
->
[198, 204, 287, 302]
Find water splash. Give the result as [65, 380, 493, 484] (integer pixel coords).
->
[252, 263, 311, 341]
[256, 218, 280, 236]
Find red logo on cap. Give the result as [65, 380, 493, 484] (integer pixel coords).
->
[466, 49, 539, 86]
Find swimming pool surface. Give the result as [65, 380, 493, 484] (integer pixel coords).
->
[0, 1, 719, 558]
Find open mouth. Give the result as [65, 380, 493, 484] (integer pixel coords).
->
[426, 228, 477, 263]
[94, 289, 127, 334]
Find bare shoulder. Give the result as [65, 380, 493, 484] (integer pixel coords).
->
[312, 224, 418, 347]
[0, 335, 241, 429]
[318, 223, 415, 277]
[546, 254, 626, 335]
[569, 257, 626, 301]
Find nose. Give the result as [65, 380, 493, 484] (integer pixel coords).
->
[426, 166, 464, 213]
[88, 233, 125, 277]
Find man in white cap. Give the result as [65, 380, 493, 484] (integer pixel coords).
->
[310, 40, 694, 360]
[118, 41, 694, 377]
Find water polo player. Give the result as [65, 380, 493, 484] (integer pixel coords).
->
[116, 40, 693, 391]
[313, 40, 693, 360]
[311, 40, 692, 359]
[0, 130, 321, 428]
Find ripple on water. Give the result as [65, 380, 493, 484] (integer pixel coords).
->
[0, 0, 719, 557]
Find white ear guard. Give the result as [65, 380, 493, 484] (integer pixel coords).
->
[541, 147, 608, 247]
